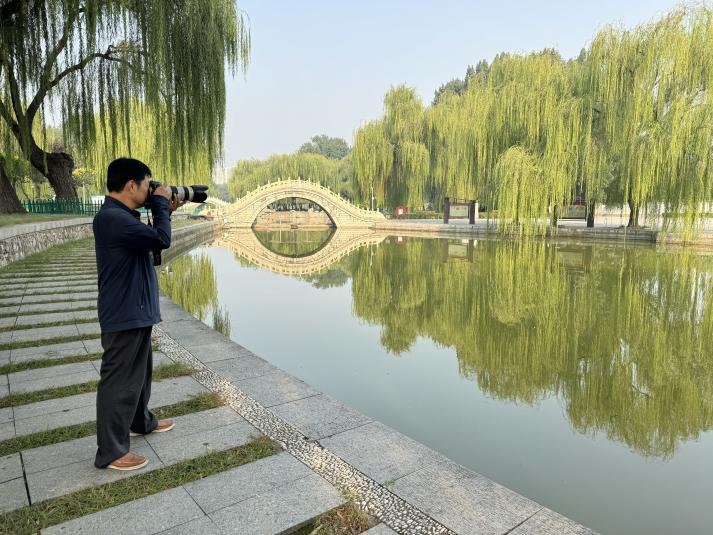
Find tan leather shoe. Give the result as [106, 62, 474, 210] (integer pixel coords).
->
[130, 419, 175, 437]
[107, 452, 148, 471]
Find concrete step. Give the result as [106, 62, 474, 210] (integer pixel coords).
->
[42, 452, 344, 535]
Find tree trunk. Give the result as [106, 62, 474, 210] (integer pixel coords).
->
[28, 141, 77, 200]
[586, 200, 596, 228]
[550, 204, 559, 228]
[627, 197, 640, 228]
[0, 157, 26, 213]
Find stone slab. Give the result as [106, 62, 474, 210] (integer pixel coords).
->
[8, 361, 96, 385]
[150, 420, 258, 465]
[0, 476, 28, 513]
[27, 444, 160, 503]
[233, 369, 321, 408]
[82, 338, 103, 353]
[156, 517, 223, 535]
[14, 403, 96, 437]
[13, 309, 97, 327]
[23, 434, 148, 475]
[10, 340, 89, 362]
[21, 291, 97, 304]
[76, 322, 101, 336]
[391, 459, 542, 535]
[0, 421, 14, 441]
[0, 453, 23, 483]
[184, 451, 312, 514]
[0, 407, 12, 424]
[209, 355, 278, 380]
[509, 507, 597, 534]
[320, 420, 448, 484]
[209, 472, 345, 535]
[3, 324, 78, 344]
[143, 406, 242, 446]
[13, 390, 95, 420]
[271, 393, 372, 440]
[43, 487, 204, 535]
[187, 341, 256, 364]
[18, 300, 96, 314]
[9, 369, 98, 394]
[0, 383, 7, 398]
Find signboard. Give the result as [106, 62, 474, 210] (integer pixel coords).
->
[395, 206, 409, 217]
[450, 204, 469, 218]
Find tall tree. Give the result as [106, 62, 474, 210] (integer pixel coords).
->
[298, 134, 350, 160]
[0, 1, 249, 204]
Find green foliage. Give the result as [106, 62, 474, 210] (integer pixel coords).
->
[352, 5, 713, 235]
[0, 1, 249, 195]
[298, 134, 351, 160]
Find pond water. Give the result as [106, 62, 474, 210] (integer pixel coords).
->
[160, 229, 713, 535]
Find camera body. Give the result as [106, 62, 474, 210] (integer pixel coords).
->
[146, 181, 209, 205]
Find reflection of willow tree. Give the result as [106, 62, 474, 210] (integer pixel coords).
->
[253, 229, 335, 258]
[349, 239, 713, 457]
[158, 253, 231, 336]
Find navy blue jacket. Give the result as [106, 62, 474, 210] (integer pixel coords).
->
[93, 196, 171, 333]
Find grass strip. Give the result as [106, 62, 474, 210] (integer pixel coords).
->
[0, 361, 196, 408]
[0, 305, 97, 320]
[292, 501, 379, 535]
[0, 435, 280, 535]
[0, 333, 100, 351]
[0, 317, 98, 334]
[0, 352, 103, 375]
[0, 392, 223, 457]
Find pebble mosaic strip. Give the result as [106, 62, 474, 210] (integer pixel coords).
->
[153, 326, 454, 535]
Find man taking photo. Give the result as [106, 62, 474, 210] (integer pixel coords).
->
[92, 157, 182, 471]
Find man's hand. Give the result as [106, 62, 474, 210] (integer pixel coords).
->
[168, 193, 186, 213]
[152, 184, 172, 201]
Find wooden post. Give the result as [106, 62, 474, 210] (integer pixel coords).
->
[443, 197, 450, 224]
[468, 200, 476, 224]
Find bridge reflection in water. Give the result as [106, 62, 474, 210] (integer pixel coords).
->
[215, 227, 388, 277]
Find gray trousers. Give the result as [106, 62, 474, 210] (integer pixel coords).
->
[95, 326, 157, 468]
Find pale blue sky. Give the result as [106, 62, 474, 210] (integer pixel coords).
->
[223, 0, 688, 164]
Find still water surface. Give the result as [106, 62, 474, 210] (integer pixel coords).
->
[160, 229, 713, 535]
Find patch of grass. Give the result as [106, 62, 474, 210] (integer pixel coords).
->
[292, 501, 379, 535]
[0, 333, 100, 351]
[0, 435, 280, 535]
[0, 305, 97, 320]
[0, 360, 195, 408]
[0, 392, 223, 457]
[0, 317, 98, 334]
[151, 361, 198, 381]
[0, 352, 103, 375]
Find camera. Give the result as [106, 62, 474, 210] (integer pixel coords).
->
[147, 180, 209, 204]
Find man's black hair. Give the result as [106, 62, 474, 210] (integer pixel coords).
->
[106, 158, 152, 192]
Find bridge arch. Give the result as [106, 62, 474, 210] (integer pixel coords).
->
[220, 179, 386, 228]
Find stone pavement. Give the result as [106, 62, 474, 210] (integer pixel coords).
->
[0, 237, 596, 534]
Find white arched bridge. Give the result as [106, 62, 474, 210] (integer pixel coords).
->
[220, 179, 386, 228]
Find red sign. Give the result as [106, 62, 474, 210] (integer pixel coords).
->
[395, 206, 409, 217]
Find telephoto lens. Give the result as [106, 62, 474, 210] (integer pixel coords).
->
[148, 181, 209, 203]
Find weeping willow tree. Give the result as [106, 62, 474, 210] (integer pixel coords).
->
[83, 100, 214, 187]
[0, 0, 249, 207]
[353, 86, 430, 210]
[587, 4, 713, 233]
[158, 253, 218, 321]
[352, 120, 392, 208]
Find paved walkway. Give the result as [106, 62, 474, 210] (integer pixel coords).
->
[0, 239, 596, 534]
